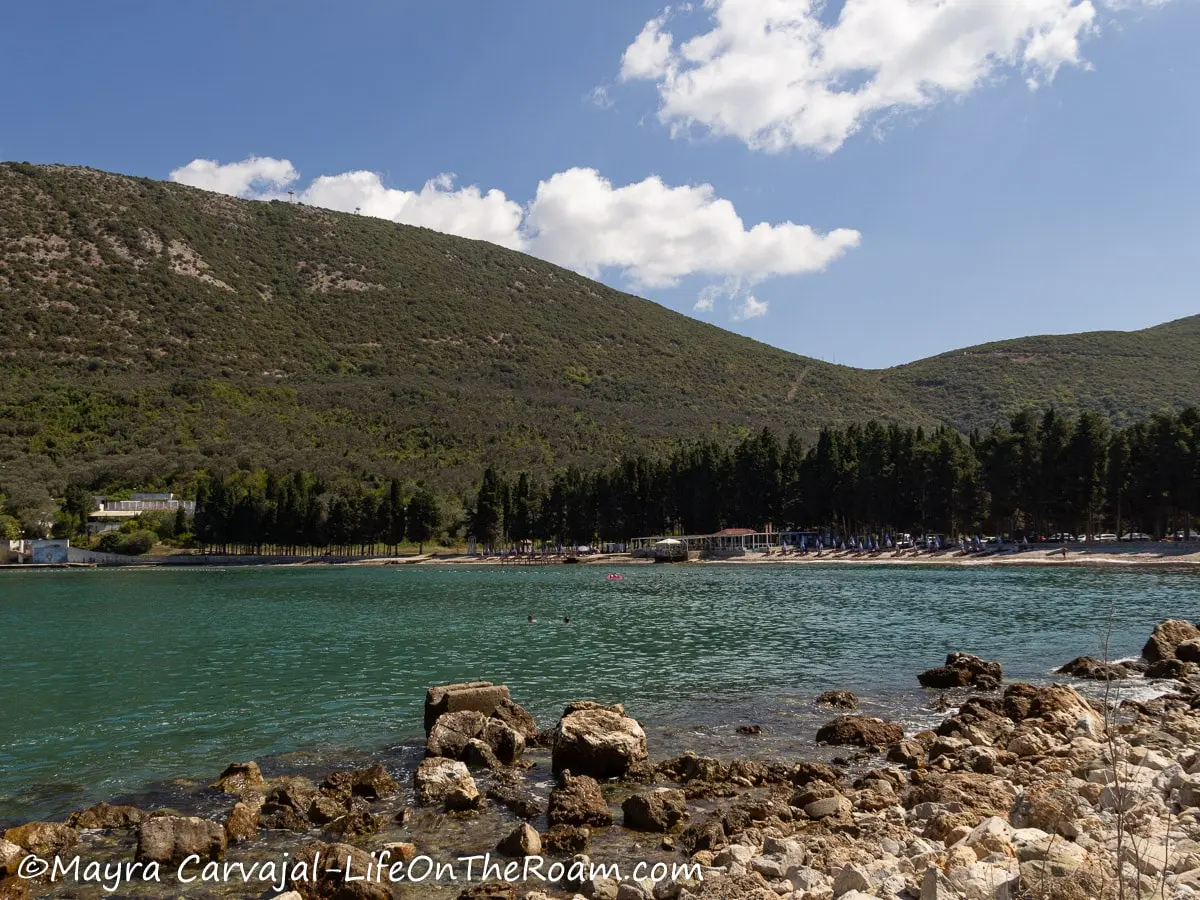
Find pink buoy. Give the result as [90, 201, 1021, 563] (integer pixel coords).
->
[606, 573, 624, 580]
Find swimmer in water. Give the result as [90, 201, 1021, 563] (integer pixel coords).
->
[563, 616, 570, 624]
[528, 615, 535, 624]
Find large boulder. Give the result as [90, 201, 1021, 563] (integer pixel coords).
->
[2, 823, 78, 857]
[136, 816, 226, 865]
[548, 772, 613, 827]
[622, 788, 686, 832]
[1056, 657, 1131, 681]
[1003, 683, 1102, 734]
[425, 681, 512, 732]
[552, 702, 647, 779]
[414, 757, 479, 808]
[427, 710, 525, 765]
[1143, 619, 1200, 663]
[815, 715, 903, 747]
[66, 802, 147, 830]
[918, 652, 1003, 689]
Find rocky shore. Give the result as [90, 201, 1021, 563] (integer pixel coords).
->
[4, 623, 1200, 900]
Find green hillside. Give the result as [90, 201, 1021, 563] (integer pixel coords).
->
[0, 162, 1196, 501]
[0, 163, 931, 495]
[883, 315, 1200, 432]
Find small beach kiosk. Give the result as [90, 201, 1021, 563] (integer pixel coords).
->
[651, 538, 688, 563]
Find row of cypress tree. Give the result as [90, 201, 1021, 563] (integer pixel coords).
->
[190, 406, 1200, 553]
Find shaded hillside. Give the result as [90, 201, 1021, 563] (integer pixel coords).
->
[883, 316, 1200, 432]
[0, 163, 931, 494]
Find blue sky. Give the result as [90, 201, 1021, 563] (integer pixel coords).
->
[3, 0, 1198, 367]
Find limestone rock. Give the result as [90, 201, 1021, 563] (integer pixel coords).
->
[65, 802, 147, 830]
[816, 690, 859, 710]
[552, 702, 648, 779]
[622, 788, 686, 832]
[414, 757, 479, 807]
[211, 761, 265, 794]
[136, 816, 226, 865]
[425, 681, 512, 732]
[225, 801, 259, 843]
[497, 823, 542, 857]
[289, 841, 390, 899]
[427, 710, 526, 765]
[542, 824, 590, 854]
[1056, 656, 1132, 680]
[816, 714, 904, 747]
[549, 773, 613, 828]
[1143, 619, 1200, 662]
[918, 652, 1003, 689]
[1, 822, 78, 857]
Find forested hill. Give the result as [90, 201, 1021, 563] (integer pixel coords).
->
[0, 162, 936, 496]
[0, 162, 1197, 501]
[882, 315, 1200, 432]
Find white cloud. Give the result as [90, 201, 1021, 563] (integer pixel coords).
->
[620, 0, 1168, 153]
[524, 167, 859, 289]
[170, 156, 858, 317]
[301, 171, 526, 250]
[697, 278, 769, 319]
[169, 156, 299, 196]
[586, 84, 615, 109]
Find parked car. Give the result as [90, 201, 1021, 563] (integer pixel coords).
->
[1096, 533, 1119, 542]
[1048, 533, 1076, 542]
[1120, 532, 1152, 541]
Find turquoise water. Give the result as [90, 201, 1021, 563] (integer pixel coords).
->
[0, 564, 1196, 824]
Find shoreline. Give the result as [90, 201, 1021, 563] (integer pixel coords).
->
[4, 542, 1200, 572]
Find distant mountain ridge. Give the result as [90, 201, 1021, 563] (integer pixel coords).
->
[0, 162, 1196, 493]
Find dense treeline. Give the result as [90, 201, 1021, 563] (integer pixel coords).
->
[190, 472, 444, 554]
[178, 407, 1200, 554]
[475, 407, 1199, 546]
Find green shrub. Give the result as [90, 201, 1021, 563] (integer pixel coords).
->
[97, 529, 156, 555]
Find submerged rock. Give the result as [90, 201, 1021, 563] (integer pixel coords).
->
[289, 841, 391, 899]
[815, 714, 904, 747]
[541, 824, 590, 854]
[552, 701, 647, 779]
[320, 764, 397, 801]
[1056, 656, 1132, 680]
[816, 689, 859, 710]
[65, 802, 147, 830]
[918, 652, 1003, 689]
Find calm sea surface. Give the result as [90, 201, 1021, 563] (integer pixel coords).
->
[1, 563, 1196, 824]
